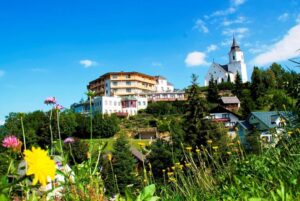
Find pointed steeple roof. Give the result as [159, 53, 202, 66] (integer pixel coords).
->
[230, 35, 241, 51]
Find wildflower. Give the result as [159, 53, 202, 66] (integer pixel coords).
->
[186, 146, 192, 151]
[185, 163, 191, 168]
[64, 137, 75, 144]
[168, 177, 177, 183]
[175, 162, 180, 166]
[24, 147, 56, 186]
[162, 169, 166, 173]
[227, 142, 234, 146]
[55, 104, 64, 111]
[227, 152, 232, 155]
[138, 142, 146, 147]
[2, 135, 22, 152]
[167, 172, 174, 176]
[207, 140, 213, 144]
[288, 131, 293, 136]
[171, 166, 175, 170]
[196, 148, 200, 153]
[212, 146, 219, 150]
[107, 153, 112, 161]
[44, 97, 56, 105]
[87, 152, 91, 159]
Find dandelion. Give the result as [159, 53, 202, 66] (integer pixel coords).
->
[24, 147, 56, 186]
[64, 137, 75, 144]
[44, 97, 56, 105]
[196, 148, 200, 153]
[186, 146, 192, 151]
[167, 172, 174, 177]
[138, 142, 146, 147]
[212, 146, 219, 150]
[2, 135, 22, 152]
[107, 153, 112, 161]
[169, 177, 177, 183]
[207, 139, 213, 144]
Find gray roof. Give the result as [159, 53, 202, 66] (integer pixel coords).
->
[251, 111, 292, 129]
[221, 96, 240, 104]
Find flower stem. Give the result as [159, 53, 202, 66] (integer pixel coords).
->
[49, 109, 54, 155]
[56, 110, 64, 159]
[20, 116, 26, 151]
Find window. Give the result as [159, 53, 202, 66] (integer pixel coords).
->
[113, 81, 118, 86]
[138, 101, 141, 106]
[126, 88, 131, 93]
[112, 75, 118, 79]
[114, 101, 117, 106]
[271, 115, 278, 124]
[222, 114, 230, 119]
[126, 74, 131, 79]
[143, 101, 146, 105]
[126, 81, 131, 86]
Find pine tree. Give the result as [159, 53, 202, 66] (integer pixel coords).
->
[251, 67, 265, 100]
[233, 71, 243, 98]
[183, 74, 209, 147]
[109, 134, 137, 194]
[207, 75, 220, 103]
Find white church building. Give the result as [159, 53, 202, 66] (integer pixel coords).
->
[204, 37, 248, 86]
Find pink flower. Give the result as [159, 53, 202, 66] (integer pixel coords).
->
[64, 137, 75, 144]
[2, 135, 22, 151]
[44, 97, 57, 105]
[55, 104, 64, 111]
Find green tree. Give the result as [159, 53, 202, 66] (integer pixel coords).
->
[183, 74, 209, 147]
[207, 75, 220, 103]
[109, 134, 138, 194]
[251, 67, 265, 100]
[233, 71, 243, 98]
[93, 114, 120, 138]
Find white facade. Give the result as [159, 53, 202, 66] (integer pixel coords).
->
[140, 91, 185, 102]
[93, 96, 147, 116]
[155, 76, 174, 92]
[204, 37, 248, 86]
[209, 112, 240, 128]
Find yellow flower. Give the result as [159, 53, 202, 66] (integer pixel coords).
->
[167, 171, 174, 176]
[107, 153, 112, 161]
[227, 152, 232, 155]
[212, 146, 219, 150]
[162, 169, 166, 173]
[185, 163, 191, 168]
[207, 140, 213, 144]
[24, 147, 56, 186]
[168, 177, 177, 183]
[196, 148, 200, 153]
[186, 147, 192, 151]
[138, 142, 146, 147]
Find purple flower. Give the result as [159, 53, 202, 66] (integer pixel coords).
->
[44, 97, 56, 105]
[2, 135, 22, 151]
[64, 137, 75, 144]
[55, 104, 64, 111]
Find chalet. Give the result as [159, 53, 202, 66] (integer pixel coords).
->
[220, 96, 240, 112]
[208, 105, 241, 128]
[236, 111, 293, 143]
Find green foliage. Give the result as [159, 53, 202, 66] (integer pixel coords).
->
[233, 71, 243, 98]
[93, 114, 120, 138]
[183, 74, 210, 147]
[145, 101, 185, 116]
[106, 134, 138, 195]
[64, 138, 89, 165]
[207, 75, 220, 103]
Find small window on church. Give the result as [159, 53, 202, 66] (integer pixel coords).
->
[233, 55, 236, 60]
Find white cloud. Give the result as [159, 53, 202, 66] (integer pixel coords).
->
[185, 51, 209, 67]
[152, 62, 162, 67]
[252, 23, 300, 66]
[222, 16, 246, 26]
[231, 0, 246, 6]
[194, 19, 209, 33]
[0, 70, 4, 77]
[79, 59, 97, 68]
[278, 13, 289, 22]
[206, 44, 218, 52]
[211, 7, 236, 18]
[222, 27, 249, 39]
[0, 119, 4, 126]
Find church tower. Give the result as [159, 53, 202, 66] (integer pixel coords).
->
[228, 36, 248, 83]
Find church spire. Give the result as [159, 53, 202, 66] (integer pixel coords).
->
[230, 35, 240, 51]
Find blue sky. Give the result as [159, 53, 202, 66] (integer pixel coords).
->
[0, 0, 300, 124]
